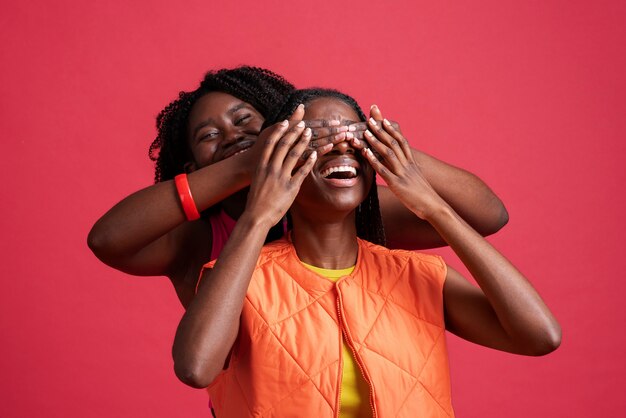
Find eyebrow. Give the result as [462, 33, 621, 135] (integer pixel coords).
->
[191, 102, 250, 138]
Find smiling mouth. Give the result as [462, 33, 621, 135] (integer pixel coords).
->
[232, 148, 251, 157]
[320, 165, 358, 179]
[221, 141, 255, 160]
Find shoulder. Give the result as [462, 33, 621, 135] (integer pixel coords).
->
[358, 239, 446, 269]
[255, 238, 293, 269]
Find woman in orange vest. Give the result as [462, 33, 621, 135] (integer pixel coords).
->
[172, 88, 561, 417]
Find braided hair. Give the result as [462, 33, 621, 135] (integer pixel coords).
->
[149, 66, 295, 183]
[270, 88, 386, 246]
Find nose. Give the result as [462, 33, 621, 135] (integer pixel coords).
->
[222, 124, 245, 145]
[328, 140, 355, 155]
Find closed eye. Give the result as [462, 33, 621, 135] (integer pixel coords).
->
[199, 131, 219, 141]
[235, 114, 252, 126]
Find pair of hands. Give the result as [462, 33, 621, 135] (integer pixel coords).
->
[244, 105, 444, 229]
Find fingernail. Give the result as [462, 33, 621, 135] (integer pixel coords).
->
[365, 130, 373, 137]
[304, 127, 311, 136]
[297, 103, 304, 110]
[353, 138, 360, 146]
[329, 120, 341, 126]
[383, 118, 391, 126]
[334, 132, 345, 140]
[348, 125, 357, 132]
[297, 121, 305, 128]
[336, 126, 348, 132]
[346, 132, 354, 139]
[280, 120, 289, 127]
[370, 104, 378, 110]
[369, 117, 377, 126]
[311, 151, 317, 160]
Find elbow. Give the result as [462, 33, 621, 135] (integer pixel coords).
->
[495, 203, 509, 232]
[174, 360, 217, 389]
[87, 223, 112, 259]
[479, 199, 509, 237]
[526, 322, 562, 356]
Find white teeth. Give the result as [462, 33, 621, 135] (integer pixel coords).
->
[320, 165, 357, 178]
[233, 148, 250, 156]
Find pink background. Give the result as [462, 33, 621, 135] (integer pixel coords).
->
[1, 1, 624, 416]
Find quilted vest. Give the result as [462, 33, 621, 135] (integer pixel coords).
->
[206, 238, 455, 418]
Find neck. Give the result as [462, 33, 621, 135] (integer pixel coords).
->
[290, 211, 358, 269]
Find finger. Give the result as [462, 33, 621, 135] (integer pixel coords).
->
[288, 104, 305, 122]
[259, 120, 290, 167]
[347, 135, 366, 150]
[291, 150, 317, 187]
[383, 118, 412, 158]
[310, 124, 348, 139]
[369, 105, 404, 137]
[269, 121, 305, 171]
[369, 104, 384, 121]
[312, 143, 333, 157]
[347, 122, 368, 132]
[305, 119, 341, 128]
[361, 147, 393, 182]
[283, 128, 312, 174]
[367, 117, 408, 167]
[310, 132, 347, 149]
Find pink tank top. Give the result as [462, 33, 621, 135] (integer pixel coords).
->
[208, 210, 289, 261]
[208, 210, 238, 261]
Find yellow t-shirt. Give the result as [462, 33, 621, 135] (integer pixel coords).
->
[301, 262, 372, 418]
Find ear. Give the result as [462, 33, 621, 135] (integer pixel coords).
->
[184, 161, 197, 173]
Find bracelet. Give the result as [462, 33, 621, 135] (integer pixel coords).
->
[174, 173, 201, 221]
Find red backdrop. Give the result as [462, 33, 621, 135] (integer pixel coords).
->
[1, 1, 624, 416]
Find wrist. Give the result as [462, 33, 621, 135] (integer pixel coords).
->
[233, 149, 256, 184]
[236, 211, 275, 234]
[421, 199, 456, 226]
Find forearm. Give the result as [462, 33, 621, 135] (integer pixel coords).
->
[87, 152, 252, 265]
[172, 213, 270, 387]
[426, 203, 561, 354]
[412, 149, 508, 235]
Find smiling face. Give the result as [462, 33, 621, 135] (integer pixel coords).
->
[186, 91, 264, 170]
[292, 97, 374, 218]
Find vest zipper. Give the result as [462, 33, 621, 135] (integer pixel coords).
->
[336, 284, 378, 418]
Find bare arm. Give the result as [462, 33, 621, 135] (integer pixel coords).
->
[172, 122, 318, 388]
[87, 151, 254, 277]
[87, 107, 341, 279]
[362, 118, 561, 356]
[350, 105, 508, 250]
[378, 149, 508, 250]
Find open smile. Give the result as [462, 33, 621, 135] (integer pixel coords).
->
[220, 139, 256, 160]
[318, 157, 361, 188]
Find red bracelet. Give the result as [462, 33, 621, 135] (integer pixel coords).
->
[174, 174, 201, 221]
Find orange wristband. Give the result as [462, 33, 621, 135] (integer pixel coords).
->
[174, 174, 201, 221]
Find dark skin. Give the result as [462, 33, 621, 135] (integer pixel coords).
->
[88, 91, 509, 308]
[172, 98, 560, 389]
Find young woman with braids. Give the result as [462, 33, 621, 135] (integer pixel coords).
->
[88, 66, 509, 309]
[172, 89, 560, 417]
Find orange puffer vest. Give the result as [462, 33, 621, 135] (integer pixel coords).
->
[206, 238, 454, 418]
